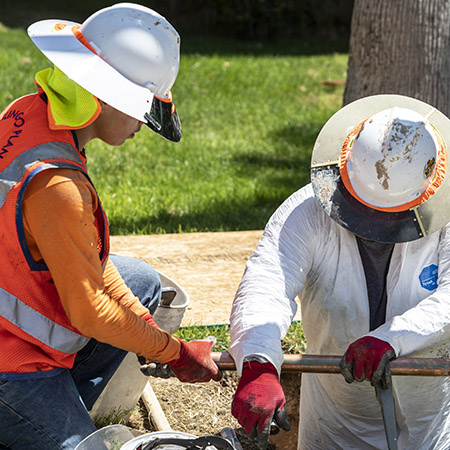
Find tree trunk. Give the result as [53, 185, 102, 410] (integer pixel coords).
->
[343, 0, 450, 116]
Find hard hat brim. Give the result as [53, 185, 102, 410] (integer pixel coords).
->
[28, 19, 175, 131]
[311, 94, 450, 243]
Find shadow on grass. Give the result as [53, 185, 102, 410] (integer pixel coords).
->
[109, 197, 280, 234]
[234, 122, 318, 173]
[109, 122, 320, 234]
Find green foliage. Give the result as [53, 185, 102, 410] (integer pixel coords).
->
[92, 408, 134, 429]
[281, 321, 307, 354]
[202, 0, 354, 40]
[175, 324, 231, 352]
[0, 1, 353, 40]
[175, 321, 306, 355]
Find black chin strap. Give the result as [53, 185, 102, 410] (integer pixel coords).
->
[137, 435, 236, 450]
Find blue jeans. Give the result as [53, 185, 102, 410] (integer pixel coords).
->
[0, 255, 161, 450]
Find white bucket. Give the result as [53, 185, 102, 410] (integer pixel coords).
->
[153, 271, 190, 334]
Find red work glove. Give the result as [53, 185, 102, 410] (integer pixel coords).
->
[340, 336, 396, 386]
[232, 361, 290, 436]
[167, 337, 222, 383]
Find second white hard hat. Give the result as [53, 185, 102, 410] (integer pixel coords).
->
[341, 107, 442, 210]
[311, 94, 450, 243]
[28, 3, 182, 142]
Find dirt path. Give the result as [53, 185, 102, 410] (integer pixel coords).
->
[111, 230, 301, 326]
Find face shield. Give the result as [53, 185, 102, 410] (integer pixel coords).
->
[145, 91, 182, 142]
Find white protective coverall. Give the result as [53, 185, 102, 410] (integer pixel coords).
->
[229, 183, 450, 450]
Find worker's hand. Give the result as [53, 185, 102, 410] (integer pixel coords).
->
[340, 336, 395, 386]
[167, 337, 222, 383]
[232, 362, 291, 437]
[137, 355, 173, 378]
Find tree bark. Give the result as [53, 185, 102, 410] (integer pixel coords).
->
[344, 0, 450, 116]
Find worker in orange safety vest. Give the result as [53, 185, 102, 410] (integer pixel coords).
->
[0, 4, 221, 449]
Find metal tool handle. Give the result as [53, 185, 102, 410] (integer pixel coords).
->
[374, 363, 398, 450]
[211, 352, 450, 376]
[220, 427, 244, 450]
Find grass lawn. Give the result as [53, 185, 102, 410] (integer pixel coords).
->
[0, 27, 348, 235]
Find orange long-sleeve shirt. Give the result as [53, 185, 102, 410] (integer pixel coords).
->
[22, 166, 181, 363]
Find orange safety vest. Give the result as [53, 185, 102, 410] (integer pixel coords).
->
[0, 93, 110, 373]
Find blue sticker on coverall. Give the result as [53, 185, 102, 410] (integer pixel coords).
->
[419, 264, 438, 291]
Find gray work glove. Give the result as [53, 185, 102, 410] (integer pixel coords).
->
[137, 355, 173, 378]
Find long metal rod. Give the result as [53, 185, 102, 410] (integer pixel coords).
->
[211, 352, 450, 376]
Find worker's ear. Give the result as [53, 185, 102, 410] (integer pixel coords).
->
[98, 99, 115, 115]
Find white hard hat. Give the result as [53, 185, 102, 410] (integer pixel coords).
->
[342, 107, 441, 210]
[27, 3, 182, 142]
[311, 95, 450, 243]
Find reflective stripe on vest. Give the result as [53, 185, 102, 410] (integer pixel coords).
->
[0, 141, 83, 208]
[0, 286, 90, 353]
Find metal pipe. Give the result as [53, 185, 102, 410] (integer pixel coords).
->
[211, 352, 450, 377]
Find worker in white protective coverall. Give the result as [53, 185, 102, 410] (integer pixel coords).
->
[229, 94, 450, 449]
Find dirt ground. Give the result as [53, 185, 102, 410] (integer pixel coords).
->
[111, 231, 302, 449]
[127, 371, 298, 450]
[128, 373, 278, 450]
[110, 230, 302, 325]
[110, 230, 262, 326]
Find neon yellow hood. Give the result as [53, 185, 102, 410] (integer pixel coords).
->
[35, 66, 101, 130]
